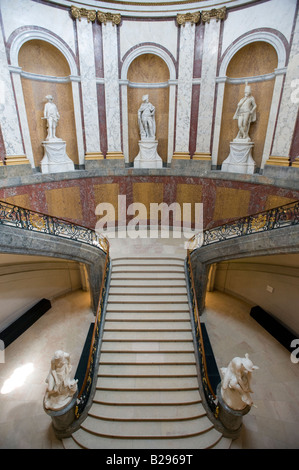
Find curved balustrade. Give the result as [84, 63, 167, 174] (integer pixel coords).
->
[188, 200, 299, 251]
[75, 248, 110, 420]
[0, 199, 111, 431]
[185, 199, 299, 418]
[0, 200, 109, 254]
[185, 250, 218, 417]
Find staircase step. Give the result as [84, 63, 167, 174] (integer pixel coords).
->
[104, 321, 191, 330]
[98, 364, 198, 377]
[112, 258, 185, 266]
[67, 426, 224, 449]
[93, 388, 201, 405]
[96, 376, 199, 390]
[111, 272, 186, 280]
[110, 279, 187, 287]
[102, 330, 193, 341]
[106, 303, 189, 312]
[99, 352, 196, 364]
[88, 402, 205, 421]
[108, 294, 188, 303]
[105, 311, 191, 321]
[112, 265, 185, 273]
[80, 414, 213, 439]
[109, 286, 188, 295]
[101, 340, 194, 352]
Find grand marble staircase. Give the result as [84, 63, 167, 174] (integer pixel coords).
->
[63, 257, 230, 449]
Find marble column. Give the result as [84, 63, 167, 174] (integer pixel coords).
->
[102, 22, 123, 160]
[194, 18, 221, 162]
[173, 22, 196, 160]
[76, 17, 103, 160]
[0, 31, 30, 167]
[269, 11, 299, 165]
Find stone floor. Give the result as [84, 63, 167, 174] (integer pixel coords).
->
[0, 233, 298, 449]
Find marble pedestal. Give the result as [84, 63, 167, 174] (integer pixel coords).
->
[221, 140, 255, 174]
[216, 384, 251, 439]
[134, 140, 163, 169]
[41, 140, 75, 174]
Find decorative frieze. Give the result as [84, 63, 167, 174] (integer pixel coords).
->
[201, 7, 226, 24]
[70, 6, 96, 23]
[176, 12, 200, 26]
[97, 11, 121, 26]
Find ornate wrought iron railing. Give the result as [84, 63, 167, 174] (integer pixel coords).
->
[75, 246, 110, 418]
[185, 250, 219, 416]
[188, 200, 299, 251]
[0, 200, 109, 253]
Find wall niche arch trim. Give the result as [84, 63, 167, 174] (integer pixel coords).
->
[8, 28, 84, 168]
[121, 44, 176, 164]
[212, 30, 287, 171]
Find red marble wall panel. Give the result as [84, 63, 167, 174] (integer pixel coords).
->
[0, 176, 298, 232]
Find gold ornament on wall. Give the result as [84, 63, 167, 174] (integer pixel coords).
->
[97, 11, 121, 26]
[70, 6, 96, 22]
[176, 12, 200, 26]
[201, 7, 226, 23]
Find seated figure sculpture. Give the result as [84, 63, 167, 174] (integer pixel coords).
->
[220, 353, 259, 410]
[44, 350, 78, 411]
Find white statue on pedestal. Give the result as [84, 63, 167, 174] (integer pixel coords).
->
[138, 94, 156, 139]
[44, 350, 78, 411]
[221, 83, 257, 174]
[220, 353, 258, 410]
[233, 83, 257, 141]
[134, 94, 163, 169]
[41, 95, 75, 173]
[42, 95, 61, 141]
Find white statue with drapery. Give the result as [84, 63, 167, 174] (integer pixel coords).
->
[221, 83, 257, 174]
[220, 353, 259, 410]
[41, 95, 75, 173]
[44, 350, 78, 411]
[134, 95, 163, 169]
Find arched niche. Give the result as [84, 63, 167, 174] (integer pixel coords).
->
[18, 39, 79, 168]
[218, 41, 278, 170]
[126, 53, 170, 164]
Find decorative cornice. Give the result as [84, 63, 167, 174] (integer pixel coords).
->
[70, 6, 96, 23]
[176, 12, 200, 26]
[201, 6, 226, 23]
[97, 11, 122, 26]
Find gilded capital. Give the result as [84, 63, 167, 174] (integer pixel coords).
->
[177, 12, 200, 26]
[97, 11, 121, 26]
[70, 6, 96, 22]
[201, 7, 226, 23]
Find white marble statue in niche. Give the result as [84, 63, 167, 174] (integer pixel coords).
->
[220, 353, 259, 410]
[42, 95, 61, 141]
[134, 94, 162, 169]
[44, 350, 78, 411]
[41, 95, 75, 173]
[138, 94, 156, 140]
[221, 83, 257, 174]
[233, 83, 257, 142]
